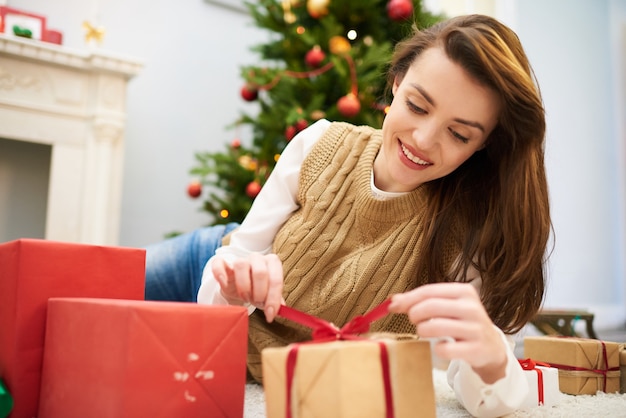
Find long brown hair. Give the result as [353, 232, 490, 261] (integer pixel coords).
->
[388, 15, 551, 334]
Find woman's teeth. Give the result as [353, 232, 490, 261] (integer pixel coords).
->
[401, 143, 430, 165]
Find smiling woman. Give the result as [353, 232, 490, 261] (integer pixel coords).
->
[145, 13, 552, 418]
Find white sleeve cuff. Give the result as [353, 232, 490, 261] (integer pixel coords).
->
[447, 329, 529, 418]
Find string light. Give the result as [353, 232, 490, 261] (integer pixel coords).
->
[347, 30, 357, 41]
[220, 209, 229, 218]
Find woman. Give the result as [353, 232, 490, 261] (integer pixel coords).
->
[146, 14, 550, 417]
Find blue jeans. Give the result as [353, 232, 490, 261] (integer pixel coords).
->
[144, 223, 239, 302]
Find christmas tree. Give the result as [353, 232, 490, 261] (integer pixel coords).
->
[188, 0, 443, 225]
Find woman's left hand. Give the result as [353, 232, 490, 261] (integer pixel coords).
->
[388, 282, 508, 384]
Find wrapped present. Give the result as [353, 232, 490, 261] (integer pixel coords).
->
[0, 239, 145, 418]
[0, 6, 46, 40]
[619, 344, 626, 393]
[39, 298, 248, 418]
[262, 301, 436, 418]
[518, 359, 560, 408]
[523, 336, 620, 395]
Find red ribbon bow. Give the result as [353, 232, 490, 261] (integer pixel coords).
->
[277, 299, 394, 418]
[519, 358, 551, 405]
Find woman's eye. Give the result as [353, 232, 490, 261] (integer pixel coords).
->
[405, 100, 426, 114]
[450, 129, 469, 144]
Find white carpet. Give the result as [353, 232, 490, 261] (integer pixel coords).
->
[243, 369, 626, 418]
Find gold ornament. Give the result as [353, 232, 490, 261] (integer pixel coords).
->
[329, 36, 351, 55]
[82, 21, 105, 45]
[310, 110, 326, 120]
[307, 0, 330, 18]
[282, 0, 297, 24]
[238, 155, 254, 170]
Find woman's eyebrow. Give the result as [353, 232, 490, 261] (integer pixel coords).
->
[454, 118, 485, 133]
[411, 83, 434, 106]
[411, 83, 486, 133]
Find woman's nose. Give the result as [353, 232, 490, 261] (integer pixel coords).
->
[412, 121, 439, 150]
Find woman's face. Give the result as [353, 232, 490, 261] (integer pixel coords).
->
[375, 46, 501, 193]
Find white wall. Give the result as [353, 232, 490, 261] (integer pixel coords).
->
[6, 0, 262, 245]
[5, 0, 625, 330]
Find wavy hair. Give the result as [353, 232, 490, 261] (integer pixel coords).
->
[388, 14, 551, 334]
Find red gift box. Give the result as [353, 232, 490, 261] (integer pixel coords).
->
[0, 6, 47, 40]
[0, 238, 145, 418]
[38, 298, 248, 418]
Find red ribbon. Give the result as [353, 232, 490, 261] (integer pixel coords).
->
[277, 299, 393, 418]
[547, 339, 619, 392]
[519, 358, 551, 405]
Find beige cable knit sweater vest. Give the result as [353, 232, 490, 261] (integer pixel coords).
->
[246, 122, 456, 382]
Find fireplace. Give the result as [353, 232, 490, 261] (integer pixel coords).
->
[0, 34, 142, 245]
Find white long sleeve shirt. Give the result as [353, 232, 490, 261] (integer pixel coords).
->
[197, 119, 529, 417]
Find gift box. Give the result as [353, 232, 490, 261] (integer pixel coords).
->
[518, 359, 560, 408]
[523, 336, 620, 395]
[262, 301, 436, 418]
[619, 344, 626, 393]
[263, 338, 435, 418]
[39, 298, 248, 418]
[0, 6, 46, 40]
[0, 239, 145, 418]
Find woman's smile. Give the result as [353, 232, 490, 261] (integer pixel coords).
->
[398, 139, 433, 168]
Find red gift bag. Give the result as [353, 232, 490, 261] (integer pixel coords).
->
[39, 298, 248, 418]
[0, 239, 145, 418]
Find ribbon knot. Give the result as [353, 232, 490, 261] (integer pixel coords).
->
[518, 358, 551, 406]
[279, 299, 392, 342]
[277, 299, 394, 418]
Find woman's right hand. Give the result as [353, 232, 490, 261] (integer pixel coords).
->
[211, 253, 284, 323]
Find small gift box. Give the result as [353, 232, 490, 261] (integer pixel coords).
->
[619, 344, 626, 393]
[38, 298, 249, 418]
[518, 359, 560, 408]
[262, 301, 436, 418]
[523, 336, 620, 395]
[0, 239, 145, 418]
[0, 6, 46, 39]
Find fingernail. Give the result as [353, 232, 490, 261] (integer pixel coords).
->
[266, 306, 275, 323]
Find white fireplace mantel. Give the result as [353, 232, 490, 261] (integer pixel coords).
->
[0, 34, 142, 245]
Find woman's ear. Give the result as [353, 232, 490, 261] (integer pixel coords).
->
[392, 76, 400, 96]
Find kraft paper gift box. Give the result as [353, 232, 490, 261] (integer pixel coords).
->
[518, 359, 560, 408]
[523, 336, 620, 395]
[263, 337, 435, 418]
[262, 300, 436, 418]
[0, 239, 145, 418]
[39, 298, 248, 418]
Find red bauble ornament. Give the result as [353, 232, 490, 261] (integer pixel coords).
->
[285, 125, 297, 141]
[337, 94, 361, 118]
[305, 46, 326, 68]
[295, 119, 308, 132]
[246, 181, 262, 198]
[231, 138, 241, 148]
[187, 181, 202, 198]
[386, 0, 414, 21]
[240, 85, 258, 101]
